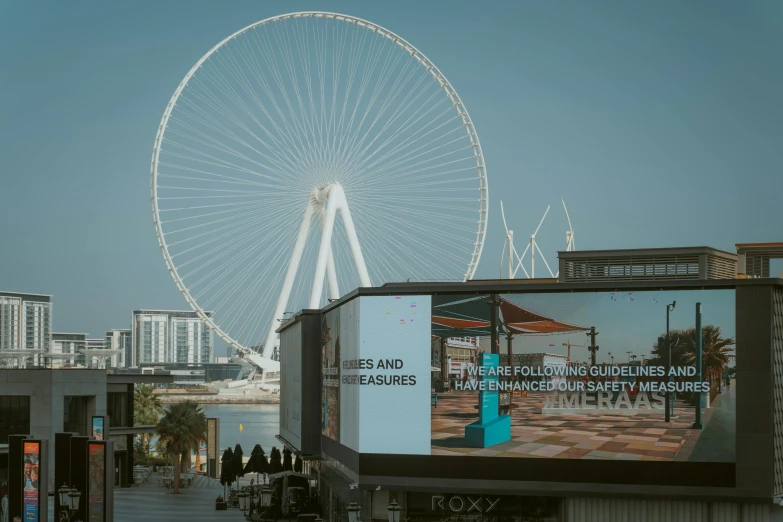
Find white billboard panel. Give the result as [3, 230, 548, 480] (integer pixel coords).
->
[356, 295, 431, 454]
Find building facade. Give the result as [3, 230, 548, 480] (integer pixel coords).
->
[0, 370, 172, 490]
[278, 276, 783, 522]
[82, 338, 113, 368]
[50, 333, 87, 369]
[106, 329, 132, 368]
[131, 310, 213, 365]
[0, 292, 52, 368]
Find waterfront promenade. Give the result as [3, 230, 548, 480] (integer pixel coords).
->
[46, 474, 240, 522]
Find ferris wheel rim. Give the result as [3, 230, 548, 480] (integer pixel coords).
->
[150, 11, 489, 353]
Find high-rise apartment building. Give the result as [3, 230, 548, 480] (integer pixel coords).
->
[51, 332, 87, 368]
[132, 310, 213, 365]
[82, 338, 112, 368]
[106, 329, 132, 367]
[0, 291, 52, 367]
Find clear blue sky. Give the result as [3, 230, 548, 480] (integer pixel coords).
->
[506, 289, 735, 364]
[1, 1, 780, 355]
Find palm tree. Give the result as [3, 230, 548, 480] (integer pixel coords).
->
[134, 384, 164, 457]
[182, 402, 207, 474]
[650, 328, 691, 366]
[156, 401, 206, 493]
[681, 325, 735, 388]
[651, 325, 734, 388]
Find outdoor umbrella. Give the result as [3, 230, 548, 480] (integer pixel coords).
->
[233, 444, 245, 481]
[269, 447, 283, 474]
[256, 447, 270, 484]
[282, 447, 293, 472]
[243, 445, 260, 475]
[220, 447, 235, 499]
[294, 455, 302, 473]
[255, 446, 269, 474]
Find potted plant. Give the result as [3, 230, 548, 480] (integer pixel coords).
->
[216, 495, 228, 511]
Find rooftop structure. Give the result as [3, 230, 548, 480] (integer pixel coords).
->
[557, 246, 738, 283]
[106, 329, 132, 368]
[736, 242, 783, 278]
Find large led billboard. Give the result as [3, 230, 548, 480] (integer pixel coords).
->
[430, 290, 736, 462]
[321, 289, 736, 463]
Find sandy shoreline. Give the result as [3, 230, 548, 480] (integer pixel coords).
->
[158, 394, 280, 405]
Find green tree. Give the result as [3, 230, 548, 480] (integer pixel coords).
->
[650, 328, 689, 366]
[134, 384, 164, 457]
[156, 401, 206, 494]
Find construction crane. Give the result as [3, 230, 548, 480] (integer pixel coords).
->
[562, 341, 587, 363]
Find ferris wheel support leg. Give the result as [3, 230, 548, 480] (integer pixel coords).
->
[326, 246, 340, 300]
[263, 200, 315, 359]
[318, 216, 340, 301]
[310, 184, 371, 309]
[310, 189, 340, 309]
[334, 187, 371, 288]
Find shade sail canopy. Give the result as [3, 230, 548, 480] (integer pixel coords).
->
[432, 295, 588, 338]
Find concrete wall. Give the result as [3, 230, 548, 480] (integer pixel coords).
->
[0, 369, 107, 490]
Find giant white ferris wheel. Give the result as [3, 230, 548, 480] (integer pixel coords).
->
[151, 12, 488, 364]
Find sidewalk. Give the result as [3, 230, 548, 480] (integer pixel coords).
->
[46, 473, 243, 522]
[687, 379, 736, 462]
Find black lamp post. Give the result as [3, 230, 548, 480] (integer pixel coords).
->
[238, 487, 250, 516]
[387, 500, 401, 522]
[665, 300, 676, 423]
[246, 479, 255, 519]
[258, 486, 273, 522]
[57, 484, 81, 522]
[693, 302, 704, 430]
[347, 502, 362, 522]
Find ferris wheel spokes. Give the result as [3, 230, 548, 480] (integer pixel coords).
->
[152, 13, 488, 363]
[262, 182, 371, 357]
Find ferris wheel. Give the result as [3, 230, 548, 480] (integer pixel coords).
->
[151, 12, 488, 360]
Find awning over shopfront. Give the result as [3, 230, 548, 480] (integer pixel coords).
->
[432, 295, 588, 338]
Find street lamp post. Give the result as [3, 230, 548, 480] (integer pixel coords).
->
[693, 302, 704, 430]
[258, 486, 273, 522]
[238, 488, 250, 516]
[248, 479, 256, 519]
[665, 301, 676, 423]
[57, 484, 81, 522]
[387, 500, 401, 522]
[347, 502, 362, 522]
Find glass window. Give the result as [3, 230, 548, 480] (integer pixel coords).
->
[0, 396, 31, 443]
[63, 396, 90, 436]
[107, 391, 129, 428]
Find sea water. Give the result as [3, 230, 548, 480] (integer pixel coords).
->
[200, 403, 280, 453]
[149, 403, 281, 457]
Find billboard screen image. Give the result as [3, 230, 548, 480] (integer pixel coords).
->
[92, 417, 104, 441]
[320, 290, 736, 463]
[22, 441, 40, 522]
[430, 290, 736, 462]
[88, 442, 105, 522]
